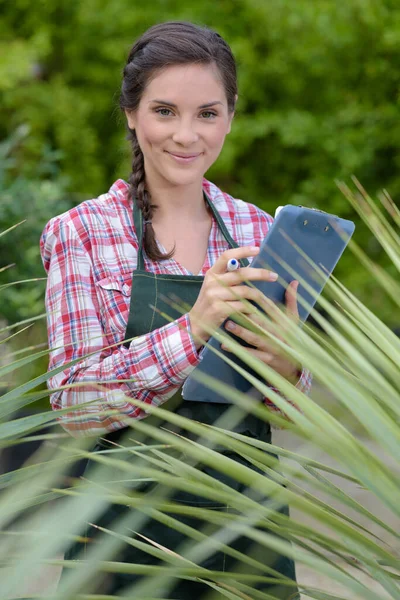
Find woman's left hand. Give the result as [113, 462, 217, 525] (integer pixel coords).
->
[221, 280, 302, 384]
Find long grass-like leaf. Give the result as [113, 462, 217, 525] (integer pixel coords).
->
[0, 220, 26, 238]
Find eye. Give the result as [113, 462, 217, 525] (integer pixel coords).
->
[155, 107, 174, 117]
[200, 111, 217, 119]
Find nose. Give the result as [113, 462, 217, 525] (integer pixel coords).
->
[172, 119, 199, 146]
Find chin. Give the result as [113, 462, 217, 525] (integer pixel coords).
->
[162, 167, 205, 188]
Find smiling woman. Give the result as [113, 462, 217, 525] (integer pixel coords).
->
[124, 63, 232, 193]
[41, 20, 311, 598]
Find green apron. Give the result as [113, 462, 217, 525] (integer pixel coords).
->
[62, 192, 298, 599]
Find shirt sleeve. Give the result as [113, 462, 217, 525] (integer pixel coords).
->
[41, 217, 201, 437]
[263, 368, 312, 417]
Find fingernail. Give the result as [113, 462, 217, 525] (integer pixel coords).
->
[250, 246, 260, 252]
[225, 321, 236, 330]
[270, 272, 279, 281]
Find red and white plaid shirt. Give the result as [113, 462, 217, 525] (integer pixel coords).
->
[41, 178, 312, 437]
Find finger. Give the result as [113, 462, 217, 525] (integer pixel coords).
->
[248, 297, 294, 344]
[256, 294, 283, 323]
[224, 300, 260, 316]
[230, 295, 283, 344]
[285, 280, 300, 321]
[205, 283, 264, 312]
[213, 267, 278, 286]
[223, 284, 274, 305]
[221, 343, 274, 364]
[211, 246, 260, 275]
[224, 320, 269, 349]
[242, 313, 285, 343]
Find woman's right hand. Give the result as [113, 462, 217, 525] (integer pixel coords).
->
[188, 246, 278, 348]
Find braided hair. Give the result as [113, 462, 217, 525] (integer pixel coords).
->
[119, 21, 237, 261]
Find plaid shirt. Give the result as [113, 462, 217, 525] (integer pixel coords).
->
[41, 178, 312, 437]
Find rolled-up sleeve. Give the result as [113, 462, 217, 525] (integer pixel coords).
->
[263, 367, 312, 419]
[41, 218, 200, 437]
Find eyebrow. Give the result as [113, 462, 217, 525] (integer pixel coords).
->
[149, 99, 223, 109]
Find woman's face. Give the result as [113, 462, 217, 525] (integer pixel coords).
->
[125, 63, 235, 190]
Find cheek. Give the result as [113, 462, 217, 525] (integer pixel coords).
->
[137, 121, 167, 149]
[207, 124, 229, 151]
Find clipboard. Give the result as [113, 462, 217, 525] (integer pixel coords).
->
[182, 204, 355, 403]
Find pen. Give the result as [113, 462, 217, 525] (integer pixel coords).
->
[226, 258, 240, 272]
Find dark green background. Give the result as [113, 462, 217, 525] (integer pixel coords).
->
[1, 0, 399, 328]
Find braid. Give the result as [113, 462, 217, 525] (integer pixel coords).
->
[128, 130, 174, 261]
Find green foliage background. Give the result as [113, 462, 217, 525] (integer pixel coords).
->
[1, 0, 399, 326]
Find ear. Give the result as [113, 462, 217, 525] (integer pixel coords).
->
[124, 109, 136, 130]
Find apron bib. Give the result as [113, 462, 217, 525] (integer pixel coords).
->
[125, 191, 248, 340]
[61, 191, 298, 599]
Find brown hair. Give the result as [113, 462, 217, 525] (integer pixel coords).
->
[119, 21, 237, 261]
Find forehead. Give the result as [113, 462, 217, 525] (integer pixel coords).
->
[143, 63, 227, 105]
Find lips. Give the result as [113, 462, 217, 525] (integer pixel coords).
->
[167, 151, 201, 158]
[166, 151, 202, 164]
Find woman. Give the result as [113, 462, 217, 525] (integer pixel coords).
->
[41, 21, 311, 598]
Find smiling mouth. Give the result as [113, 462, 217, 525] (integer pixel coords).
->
[167, 151, 202, 158]
[166, 151, 203, 164]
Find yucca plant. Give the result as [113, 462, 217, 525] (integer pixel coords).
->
[0, 181, 399, 599]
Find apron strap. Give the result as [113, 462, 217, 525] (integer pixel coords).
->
[205, 192, 249, 268]
[133, 190, 250, 270]
[133, 199, 146, 271]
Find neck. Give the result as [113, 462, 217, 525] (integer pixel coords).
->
[146, 179, 209, 224]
